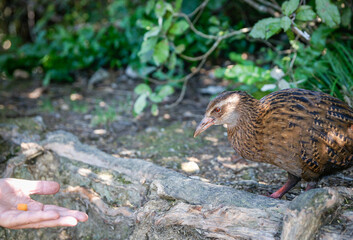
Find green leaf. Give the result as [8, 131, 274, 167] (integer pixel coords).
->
[209, 16, 220, 25]
[143, 26, 160, 40]
[281, 16, 291, 31]
[286, 30, 295, 40]
[168, 52, 177, 70]
[224, 65, 273, 85]
[146, 0, 156, 15]
[137, 19, 155, 30]
[162, 13, 173, 32]
[341, 7, 352, 28]
[250, 18, 282, 39]
[296, 5, 316, 21]
[214, 68, 226, 78]
[175, 0, 183, 12]
[316, 0, 340, 28]
[153, 39, 169, 65]
[158, 85, 174, 98]
[311, 25, 334, 50]
[169, 20, 189, 36]
[151, 104, 159, 116]
[175, 44, 185, 54]
[290, 39, 301, 51]
[138, 66, 156, 77]
[149, 92, 163, 103]
[282, 0, 299, 16]
[138, 37, 158, 62]
[134, 94, 148, 115]
[134, 83, 152, 95]
[208, 26, 220, 35]
[229, 52, 254, 65]
[43, 72, 52, 86]
[155, 0, 166, 18]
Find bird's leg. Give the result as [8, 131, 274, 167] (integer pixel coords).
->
[305, 181, 317, 191]
[269, 172, 301, 199]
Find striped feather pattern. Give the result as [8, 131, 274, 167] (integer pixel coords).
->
[209, 88, 353, 181]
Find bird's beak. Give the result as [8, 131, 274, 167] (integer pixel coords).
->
[194, 116, 215, 138]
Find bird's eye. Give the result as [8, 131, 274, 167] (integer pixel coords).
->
[215, 107, 221, 113]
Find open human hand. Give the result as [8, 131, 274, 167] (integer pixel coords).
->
[0, 178, 88, 229]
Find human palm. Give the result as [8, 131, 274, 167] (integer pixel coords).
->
[0, 178, 88, 229]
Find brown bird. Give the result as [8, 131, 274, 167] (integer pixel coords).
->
[194, 88, 353, 199]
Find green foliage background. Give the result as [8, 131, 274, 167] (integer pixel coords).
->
[1, 0, 352, 113]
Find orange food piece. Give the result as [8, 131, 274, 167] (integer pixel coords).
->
[17, 203, 28, 211]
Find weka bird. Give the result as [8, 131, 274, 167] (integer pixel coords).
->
[194, 88, 353, 198]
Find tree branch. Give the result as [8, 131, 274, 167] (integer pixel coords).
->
[174, 12, 218, 40]
[189, 0, 210, 24]
[178, 28, 250, 62]
[257, 0, 281, 11]
[166, 27, 251, 108]
[162, 9, 252, 107]
[292, 26, 310, 42]
[188, 0, 210, 18]
[241, 0, 280, 16]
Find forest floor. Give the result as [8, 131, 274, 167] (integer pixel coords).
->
[1, 69, 353, 227]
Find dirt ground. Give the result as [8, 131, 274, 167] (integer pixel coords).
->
[1, 70, 353, 235]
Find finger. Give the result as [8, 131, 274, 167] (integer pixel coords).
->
[6, 179, 60, 195]
[44, 205, 88, 222]
[1, 210, 59, 228]
[10, 216, 78, 229]
[27, 181, 60, 195]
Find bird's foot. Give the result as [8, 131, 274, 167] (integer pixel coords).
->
[262, 191, 284, 199]
[231, 154, 247, 164]
[267, 173, 301, 199]
[268, 191, 283, 199]
[305, 181, 317, 191]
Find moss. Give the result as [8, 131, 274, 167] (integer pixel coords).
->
[0, 136, 20, 163]
[240, 171, 253, 180]
[4, 117, 45, 133]
[117, 175, 132, 184]
[121, 121, 226, 161]
[0, 107, 19, 118]
[0, 117, 46, 143]
[288, 189, 332, 211]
